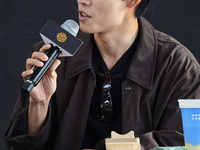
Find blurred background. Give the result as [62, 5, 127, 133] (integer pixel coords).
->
[0, 0, 200, 149]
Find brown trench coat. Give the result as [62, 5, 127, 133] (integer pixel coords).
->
[4, 17, 200, 150]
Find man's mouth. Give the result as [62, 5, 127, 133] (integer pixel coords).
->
[80, 12, 88, 17]
[78, 10, 91, 21]
[78, 10, 91, 17]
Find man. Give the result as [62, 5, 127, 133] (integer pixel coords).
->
[4, 0, 200, 149]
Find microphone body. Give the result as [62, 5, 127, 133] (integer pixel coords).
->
[22, 45, 61, 93]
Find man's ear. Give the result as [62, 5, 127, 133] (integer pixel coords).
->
[127, 0, 141, 8]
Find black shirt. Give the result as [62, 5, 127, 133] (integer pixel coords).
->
[81, 35, 139, 149]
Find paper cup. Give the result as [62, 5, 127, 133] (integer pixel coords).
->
[178, 99, 200, 150]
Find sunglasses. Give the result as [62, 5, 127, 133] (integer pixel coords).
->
[96, 71, 113, 121]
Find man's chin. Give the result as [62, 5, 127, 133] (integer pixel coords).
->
[80, 26, 94, 34]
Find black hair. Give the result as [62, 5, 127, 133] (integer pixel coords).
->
[135, 0, 151, 18]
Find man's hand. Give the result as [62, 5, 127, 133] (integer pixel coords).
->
[22, 44, 61, 135]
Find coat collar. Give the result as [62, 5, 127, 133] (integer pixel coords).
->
[66, 32, 94, 78]
[126, 17, 157, 90]
[67, 17, 157, 90]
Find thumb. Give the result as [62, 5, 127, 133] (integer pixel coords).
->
[48, 59, 61, 75]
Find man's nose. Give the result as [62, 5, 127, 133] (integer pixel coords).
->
[77, 0, 91, 6]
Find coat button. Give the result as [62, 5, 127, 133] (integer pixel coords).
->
[124, 85, 132, 91]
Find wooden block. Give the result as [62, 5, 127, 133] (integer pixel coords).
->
[105, 131, 140, 150]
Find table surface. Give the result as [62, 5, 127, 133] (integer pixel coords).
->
[149, 146, 185, 150]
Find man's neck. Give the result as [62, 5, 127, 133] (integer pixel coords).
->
[94, 18, 139, 70]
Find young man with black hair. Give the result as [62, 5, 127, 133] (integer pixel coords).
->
[5, 0, 200, 149]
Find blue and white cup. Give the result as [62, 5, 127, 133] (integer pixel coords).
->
[178, 99, 200, 150]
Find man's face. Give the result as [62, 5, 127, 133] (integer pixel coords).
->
[77, 0, 128, 34]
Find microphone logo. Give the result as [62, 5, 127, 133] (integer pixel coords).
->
[56, 32, 67, 42]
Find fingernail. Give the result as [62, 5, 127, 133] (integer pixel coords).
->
[38, 61, 44, 66]
[42, 54, 48, 61]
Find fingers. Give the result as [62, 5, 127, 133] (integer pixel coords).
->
[31, 52, 48, 61]
[31, 44, 51, 61]
[26, 58, 43, 70]
[39, 44, 51, 53]
[22, 44, 61, 81]
[22, 70, 33, 81]
[25, 44, 50, 70]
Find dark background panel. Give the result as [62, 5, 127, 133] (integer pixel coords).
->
[0, 0, 200, 149]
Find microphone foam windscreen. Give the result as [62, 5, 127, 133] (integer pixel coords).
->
[61, 19, 79, 37]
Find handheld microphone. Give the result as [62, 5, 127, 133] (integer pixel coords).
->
[22, 19, 82, 93]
